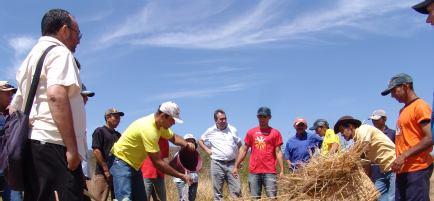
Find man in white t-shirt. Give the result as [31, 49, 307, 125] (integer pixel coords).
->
[11, 9, 85, 201]
[198, 109, 242, 200]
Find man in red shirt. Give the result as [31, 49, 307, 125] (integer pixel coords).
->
[232, 107, 284, 199]
[141, 138, 169, 201]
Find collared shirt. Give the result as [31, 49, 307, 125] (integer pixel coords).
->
[92, 126, 122, 175]
[201, 124, 241, 161]
[284, 131, 323, 169]
[11, 36, 86, 159]
[354, 125, 396, 172]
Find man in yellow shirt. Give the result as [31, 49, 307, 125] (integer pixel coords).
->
[309, 119, 340, 155]
[334, 116, 396, 201]
[110, 101, 195, 201]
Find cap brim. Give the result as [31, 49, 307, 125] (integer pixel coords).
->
[257, 112, 270, 116]
[174, 117, 183, 124]
[0, 88, 17, 93]
[110, 112, 124, 116]
[81, 91, 95, 97]
[309, 126, 316, 130]
[412, 1, 431, 14]
[381, 87, 392, 96]
[369, 115, 382, 120]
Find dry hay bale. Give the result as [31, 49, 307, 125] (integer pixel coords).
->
[278, 142, 380, 201]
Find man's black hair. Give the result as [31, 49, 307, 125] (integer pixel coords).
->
[41, 9, 72, 36]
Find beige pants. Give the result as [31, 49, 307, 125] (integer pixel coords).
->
[89, 174, 114, 201]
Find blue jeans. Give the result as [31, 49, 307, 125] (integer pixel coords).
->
[110, 156, 146, 201]
[1, 174, 24, 201]
[175, 181, 198, 201]
[374, 171, 395, 201]
[143, 177, 166, 201]
[248, 173, 277, 199]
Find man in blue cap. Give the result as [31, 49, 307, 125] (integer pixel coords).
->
[381, 73, 433, 201]
[233, 107, 284, 199]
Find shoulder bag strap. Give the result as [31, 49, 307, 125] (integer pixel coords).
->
[23, 45, 57, 115]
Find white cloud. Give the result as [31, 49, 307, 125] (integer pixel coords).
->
[98, 0, 419, 49]
[8, 36, 36, 57]
[145, 83, 246, 102]
[3, 36, 36, 79]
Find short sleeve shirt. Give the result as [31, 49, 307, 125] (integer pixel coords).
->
[245, 126, 283, 174]
[111, 114, 174, 170]
[320, 129, 340, 155]
[11, 36, 86, 159]
[201, 124, 241, 161]
[354, 125, 396, 172]
[284, 132, 323, 169]
[396, 98, 433, 173]
[92, 126, 121, 174]
[141, 138, 169, 178]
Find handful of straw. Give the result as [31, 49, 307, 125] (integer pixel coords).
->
[277, 142, 379, 201]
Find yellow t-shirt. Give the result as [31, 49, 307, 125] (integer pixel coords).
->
[111, 114, 174, 170]
[354, 125, 396, 172]
[321, 129, 341, 155]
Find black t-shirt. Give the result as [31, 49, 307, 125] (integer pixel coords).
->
[91, 126, 121, 175]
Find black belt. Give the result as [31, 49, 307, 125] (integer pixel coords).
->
[213, 159, 235, 164]
[29, 139, 65, 148]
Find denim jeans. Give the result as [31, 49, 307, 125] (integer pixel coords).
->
[374, 171, 395, 201]
[143, 177, 166, 201]
[210, 160, 242, 200]
[175, 181, 198, 201]
[248, 173, 277, 199]
[110, 156, 146, 201]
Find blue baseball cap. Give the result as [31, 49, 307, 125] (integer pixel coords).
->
[381, 73, 413, 96]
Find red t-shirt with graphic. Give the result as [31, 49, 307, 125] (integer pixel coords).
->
[245, 126, 283, 174]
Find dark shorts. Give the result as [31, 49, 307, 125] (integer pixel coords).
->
[396, 164, 433, 201]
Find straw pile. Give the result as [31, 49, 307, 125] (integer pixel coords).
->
[277, 142, 379, 201]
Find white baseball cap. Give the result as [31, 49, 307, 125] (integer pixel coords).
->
[159, 101, 183, 124]
[184, 133, 195, 140]
[369, 109, 386, 120]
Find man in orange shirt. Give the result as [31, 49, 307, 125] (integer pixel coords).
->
[381, 73, 433, 201]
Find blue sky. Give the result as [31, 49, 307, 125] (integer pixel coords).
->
[1, 1, 433, 147]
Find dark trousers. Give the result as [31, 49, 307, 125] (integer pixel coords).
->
[23, 140, 84, 201]
[396, 164, 433, 201]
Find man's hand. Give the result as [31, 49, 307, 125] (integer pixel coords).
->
[232, 167, 239, 179]
[391, 153, 407, 172]
[182, 174, 192, 185]
[103, 170, 112, 181]
[278, 171, 284, 179]
[66, 150, 80, 171]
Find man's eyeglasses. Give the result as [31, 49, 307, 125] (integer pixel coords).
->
[257, 115, 268, 119]
[68, 26, 82, 39]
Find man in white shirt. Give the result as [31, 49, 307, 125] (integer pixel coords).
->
[10, 9, 85, 201]
[199, 109, 242, 200]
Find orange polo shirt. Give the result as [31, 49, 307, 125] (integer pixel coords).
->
[396, 99, 433, 173]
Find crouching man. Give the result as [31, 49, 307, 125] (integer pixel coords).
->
[334, 116, 396, 201]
